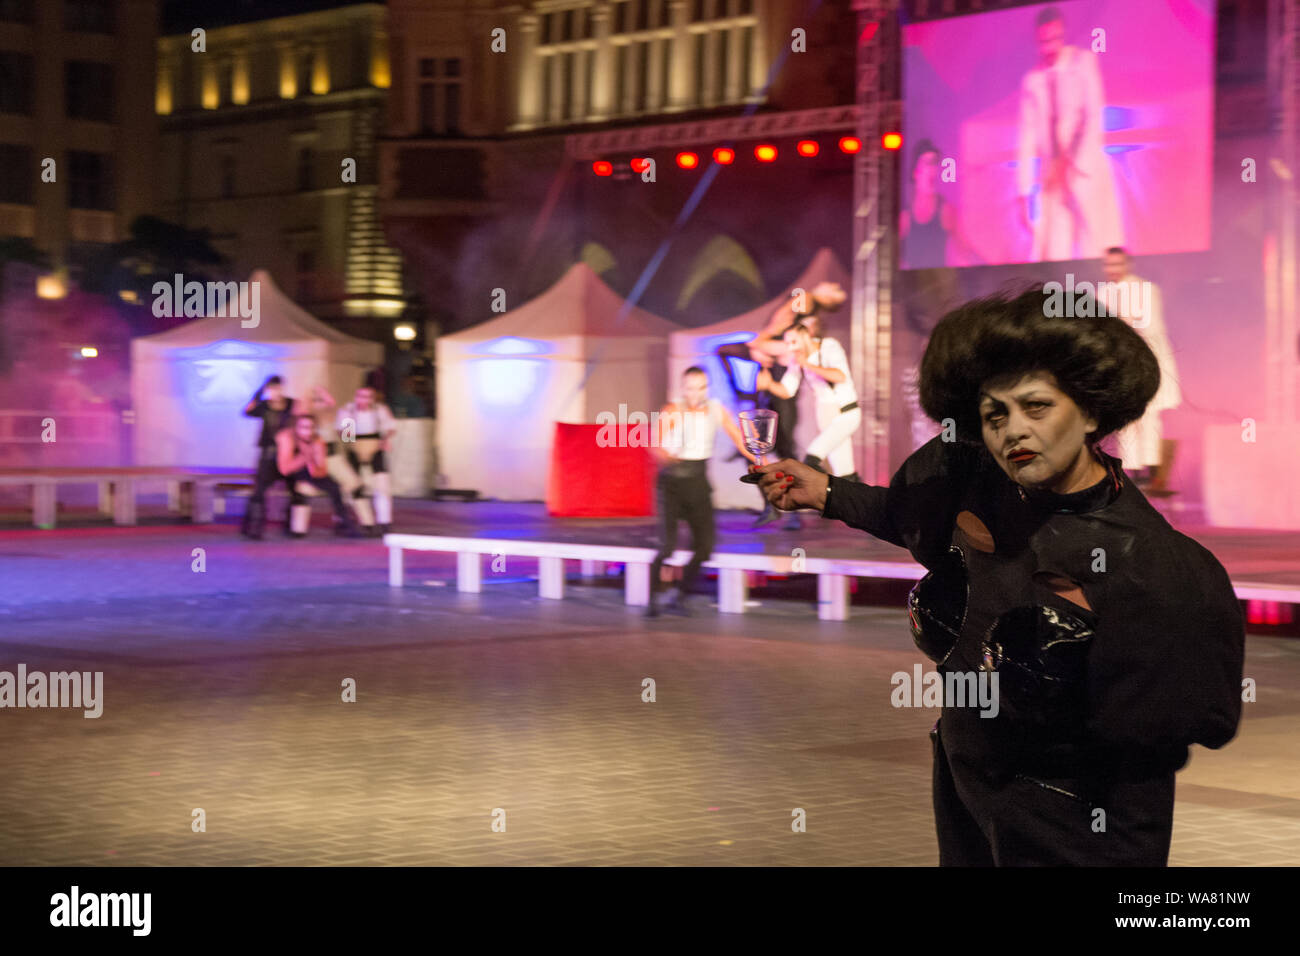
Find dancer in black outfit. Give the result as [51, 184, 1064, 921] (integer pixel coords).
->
[755, 286, 1244, 865]
[240, 375, 299, 540]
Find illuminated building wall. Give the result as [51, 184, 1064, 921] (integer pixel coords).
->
[155, 3, 406, 332]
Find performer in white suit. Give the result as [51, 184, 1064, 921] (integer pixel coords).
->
[1103, 247, 1181, 488]
[1017, 6, 1123, 262]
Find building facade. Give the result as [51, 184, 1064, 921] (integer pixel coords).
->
[379, 0, 859, 336]
[155, 2, 407, 334]
[0, 0, 159, 271]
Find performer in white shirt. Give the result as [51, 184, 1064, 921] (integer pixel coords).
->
[647, 367, 755, 617]
[757, 320, 862, 484]
[1102, 247, 1181, 492]
[335, 386, 398, 535]
[1016, 6, 1123, 262]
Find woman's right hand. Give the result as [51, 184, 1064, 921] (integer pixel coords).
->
[753, 459, 829, 512]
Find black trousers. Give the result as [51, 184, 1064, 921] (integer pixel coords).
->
[249, 449, 285, 504]
[650, 462, 715, 595]
[931, 720, 1176, 866]
[286, 468, 351, 521]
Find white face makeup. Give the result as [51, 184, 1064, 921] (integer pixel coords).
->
[682, 372, 708, 408]
[979, 371, 1105, 494]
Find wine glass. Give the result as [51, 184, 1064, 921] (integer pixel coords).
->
[738, 409, 778, 483]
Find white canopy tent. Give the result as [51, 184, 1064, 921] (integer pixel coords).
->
[667, 248, 853, 510]
[130, 269, 383, 468]
[437, 262, 679, 500]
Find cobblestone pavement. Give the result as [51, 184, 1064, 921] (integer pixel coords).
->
[0, 524, 1297, 866]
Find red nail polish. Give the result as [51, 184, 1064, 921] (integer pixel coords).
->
[775, 472, 785, 479]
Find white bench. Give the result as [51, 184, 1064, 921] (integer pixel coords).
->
[382, 533, 927, 621]
[0, 467, 253, 528]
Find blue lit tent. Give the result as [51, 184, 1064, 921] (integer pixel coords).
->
[129, 269, 383, 468]
[436, 262, 679, 501]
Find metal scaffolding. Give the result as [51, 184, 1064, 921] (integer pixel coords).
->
[1269, 0, 1300, 425]
[850, 0, 900, 485]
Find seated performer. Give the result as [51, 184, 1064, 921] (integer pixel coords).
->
[335, 386, 398, 536]
[276, 415, 361, 538]
[647, 367, 756, 617]
[755, 286, 1244, 866]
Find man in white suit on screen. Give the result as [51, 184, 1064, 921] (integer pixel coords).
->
[1017, 6, 1124, 261]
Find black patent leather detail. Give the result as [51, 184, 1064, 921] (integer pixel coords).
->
[908, 545, 969, 666]
[980, 604, 1095, 733]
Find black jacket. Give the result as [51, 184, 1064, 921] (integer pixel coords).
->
[823, 435, 1245, 780]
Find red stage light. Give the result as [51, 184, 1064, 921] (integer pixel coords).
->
[676, 151, 699, 170]
[882, 132, 903, 151]
[797, 140, 820, 157]
[592, 161, 613, 176]
[713, 147, 735, 165]
[754, 144, 778, 162]
[838, 136, 862, 154]
[630, 157, 648, 172]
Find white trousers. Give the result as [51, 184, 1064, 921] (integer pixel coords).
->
[807, 404, 862, 477]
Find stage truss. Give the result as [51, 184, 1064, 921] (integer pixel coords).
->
[1271, 0, 1300, 426]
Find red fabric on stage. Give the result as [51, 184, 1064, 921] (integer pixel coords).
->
[547, 423, 656, 517]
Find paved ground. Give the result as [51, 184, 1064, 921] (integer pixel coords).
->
[0, 509, 1297, 866]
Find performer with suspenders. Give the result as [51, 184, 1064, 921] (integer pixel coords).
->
[647, 367, 756, 617]
[336, 386, 398, 536]
[758, 314, 862, 484]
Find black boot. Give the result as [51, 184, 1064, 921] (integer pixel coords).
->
[241, 500, 266, 540]
[334, 509, 364, 538]
[663, 585, 691, 617]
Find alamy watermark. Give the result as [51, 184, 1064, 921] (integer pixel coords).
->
[1043, 275, 1151, 328]
[891, 664, 1000, 718]
[152, 273, 260, 328]
[595, 404, 710, 448]
[0, 664, 103, 718]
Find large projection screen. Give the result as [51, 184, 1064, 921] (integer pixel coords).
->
[901, 0, 1216, 268]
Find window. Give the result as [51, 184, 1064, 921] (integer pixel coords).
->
[561, 52, 573, 121]
[0, 0, 34, 25]
[693, 0, 708, 22]
[636, 41, 649, 112]
[295, 250, 315, 303]
[67, 61, 114, 121]
[739, 0, 753, 14]
[0, 144, 33, 204]
[619, 1, 633, 34]
[64, 0, 113, 32]
[298, 52, 313, 97]
[0, 52, 34, 115]
[636, 0, 648, 32]
[740, 25, 753, 96]
[715, 30, 728, 101]
[562, 8, 573, 43]
[297, 147, 313, 191]
[68, 150, 114, 210]
[693, 32, 706, 103]
[615, 45, 628, 113]
[417, 58, 464, 134]
[220, 154, 236, 199]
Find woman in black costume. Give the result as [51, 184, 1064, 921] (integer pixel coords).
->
[754, 286, 1244, 866]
